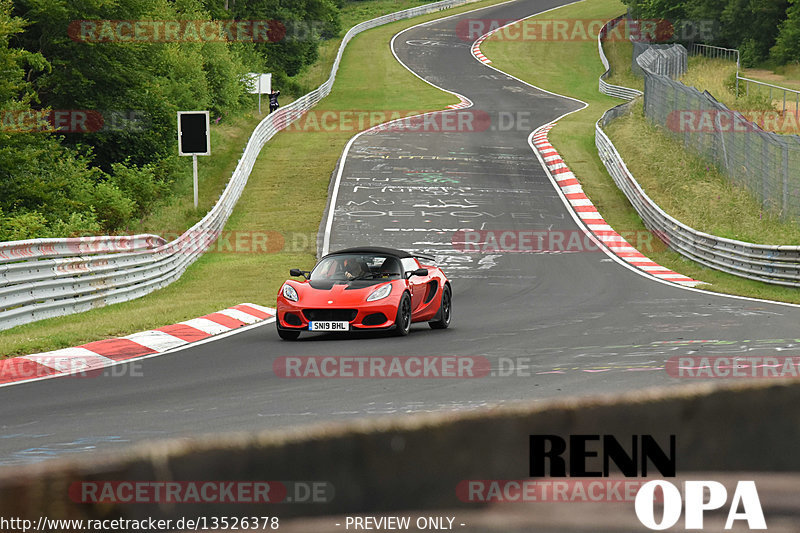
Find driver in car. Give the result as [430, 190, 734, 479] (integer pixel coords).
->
[343, 258, 368, 280]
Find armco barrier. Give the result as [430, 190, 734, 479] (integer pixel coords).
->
[596, 106, 800, 286]
[597, 16, 642, 100]
[0, 0, 483, 332]
[595, 17, 800, 287]
[0, 234, 166, 263]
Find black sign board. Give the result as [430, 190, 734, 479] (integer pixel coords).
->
[177, 111, 210, 156]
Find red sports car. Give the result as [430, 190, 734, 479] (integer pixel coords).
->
[276, 247, 451, 340]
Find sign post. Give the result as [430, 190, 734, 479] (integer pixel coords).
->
[192, 154, 199, 208]
[177, 111, 211, 209]
[244, 73, 272, 114]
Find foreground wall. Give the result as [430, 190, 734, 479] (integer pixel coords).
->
[1, 380, 798, 526]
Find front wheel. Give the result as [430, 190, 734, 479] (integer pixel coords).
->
[429, 285, 451, 329]
[277, 326, 301, 341]
[394, 292, 412, 336]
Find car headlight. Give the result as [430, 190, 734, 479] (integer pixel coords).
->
[282, 283, 298, 302]
[366, 283, 392, 302]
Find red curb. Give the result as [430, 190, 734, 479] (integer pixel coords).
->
[79, 339, 157, 361]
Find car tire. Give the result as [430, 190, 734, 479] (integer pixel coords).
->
[429, 285, 451, 330]
[277, 326, 301, 341]
[394, 292, 412, 336]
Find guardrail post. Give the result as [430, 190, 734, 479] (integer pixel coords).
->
[783, 142, 790, 216]
[762, 135, 770, 210]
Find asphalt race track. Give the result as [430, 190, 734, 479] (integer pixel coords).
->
[2, 0, 800, 467]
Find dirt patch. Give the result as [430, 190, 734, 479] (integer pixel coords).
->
[743, 68, 800, 90]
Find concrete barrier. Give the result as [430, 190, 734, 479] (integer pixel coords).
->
[1, 379, 799, 526]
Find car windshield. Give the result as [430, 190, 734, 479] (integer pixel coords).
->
[310, 254, 402, 282]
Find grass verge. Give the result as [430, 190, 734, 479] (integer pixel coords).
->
[605, 100, 800, 244]
[681, 57, 799, 134]
[0, 0, 511, 357]
[603, 38, 643, 91]
[482, 0, 800, 303]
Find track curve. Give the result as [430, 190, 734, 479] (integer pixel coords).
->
[2, 0, 800, 467]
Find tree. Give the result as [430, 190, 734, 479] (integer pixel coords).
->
[622, 0, 792, 65]
[621, 0, 688, 20]
[230, 0, 340, 77]
[11, 0, 254, 170]
[772, 0, 800, 64]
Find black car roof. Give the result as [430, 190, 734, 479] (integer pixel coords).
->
[324, 246, 413, 258]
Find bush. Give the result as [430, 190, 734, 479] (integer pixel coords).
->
[0, 210, 49, 241]
[49, 211, 102, 237]
[739, 38, 764, 68]
[89, 182, 136, 233]
[201, 42, 250, 117]
[109, 162, 166, 213]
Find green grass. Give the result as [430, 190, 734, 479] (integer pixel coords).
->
[339, 0, 438, 29]
[605, 101, 800, 244]
[603, 38, 643, 91]
[0, 0, 512, 357]
[681, 57, 738, 105]
[680, 58, 799, 134]
[482, 0, 800, 304]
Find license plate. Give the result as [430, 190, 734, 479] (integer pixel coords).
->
[309, 321, 350, 331]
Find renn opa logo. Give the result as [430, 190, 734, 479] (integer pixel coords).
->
[530, 435, 766, 530]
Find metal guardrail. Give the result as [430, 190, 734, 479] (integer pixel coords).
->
[691, 43, 740, 65]
[597, 16, 643, 100]
[739, 76, 800, 116]
[594, 18, 800, 287]
[0, 0, 483, 332]
[0, 235, 166, 264]
[596, 107, 800, 287]
[690, 43, 800, 116]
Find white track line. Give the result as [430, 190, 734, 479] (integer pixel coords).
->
[323, 0, 531, 256]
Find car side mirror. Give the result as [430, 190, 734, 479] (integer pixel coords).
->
[290, 268, 309, 279]
[407, 268, 428, 278]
